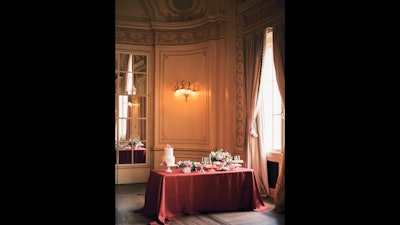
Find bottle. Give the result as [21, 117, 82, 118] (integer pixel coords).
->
[191, 162, 197, 172]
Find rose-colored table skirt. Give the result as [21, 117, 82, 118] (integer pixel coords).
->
[136, 168, 268, 224]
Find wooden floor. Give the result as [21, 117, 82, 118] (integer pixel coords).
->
[115, 183, 285, 225]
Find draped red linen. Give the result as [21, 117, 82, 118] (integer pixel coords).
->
[136, 168, 269, 224]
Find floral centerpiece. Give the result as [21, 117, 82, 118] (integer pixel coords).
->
[177, 160, 192, 168]
[133, 140, 144, 149]
[176, 160, 192, 173]
[208, 149, 232, 171]
[127, 139, 144, 149]
[209, 149, 232, 163]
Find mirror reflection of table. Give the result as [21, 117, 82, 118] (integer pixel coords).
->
[116, 147, 146, 164]
[136, 168, 269, 224]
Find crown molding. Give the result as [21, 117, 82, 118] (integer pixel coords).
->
[115, 19, 152, 30]
[116, 13, 226, 31]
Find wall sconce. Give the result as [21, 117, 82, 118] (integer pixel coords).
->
[174, 80, 198, 102]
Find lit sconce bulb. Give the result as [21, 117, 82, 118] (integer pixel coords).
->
[174, 80, 198, 102]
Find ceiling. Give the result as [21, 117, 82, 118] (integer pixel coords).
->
[116, 0, 229, 23]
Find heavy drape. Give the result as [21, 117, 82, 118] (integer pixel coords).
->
[243, 20, 285, 208]
[272, 19, 285, 213]
[244, 30, 269, 197]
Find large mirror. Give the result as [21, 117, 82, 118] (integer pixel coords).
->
[115, 52, 148, 164]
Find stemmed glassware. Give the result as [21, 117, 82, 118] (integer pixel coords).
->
[199, 157, 206, 173]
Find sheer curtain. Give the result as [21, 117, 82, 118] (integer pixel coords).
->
[244, 30, 269, 197]
[272, 20, 285, 213]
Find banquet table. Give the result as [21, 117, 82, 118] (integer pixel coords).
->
[136, 168, 268, 224]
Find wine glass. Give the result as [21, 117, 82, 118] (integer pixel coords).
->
[199, 157, 206, 173]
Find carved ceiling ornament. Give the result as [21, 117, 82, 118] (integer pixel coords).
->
[116, 25, 225, 46]
[241, 0, 284, 31]
[115, 27, 155, 46]
[154, 21, 224, 45]
[165, 0, 206, 22]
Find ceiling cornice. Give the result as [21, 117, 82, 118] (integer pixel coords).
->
[116, 13, 226, 31]
[150, 13, 226, 30]
[115, 19, 152, 30]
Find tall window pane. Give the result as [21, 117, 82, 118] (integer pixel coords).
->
[260, 28, 283, 152]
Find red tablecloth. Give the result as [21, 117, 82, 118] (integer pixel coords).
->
[136, 168, 268, 224]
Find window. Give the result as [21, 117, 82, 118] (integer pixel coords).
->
[259, 28, 285, 153]
[115, 52, 148, 164]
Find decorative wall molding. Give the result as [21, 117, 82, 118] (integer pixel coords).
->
[116, 27, 155, 46]
[154, 42, 215, 151]
[116, 14, 226, 46]
[235, 14, 245, 148]
[241, 0, 284, 34]
[151, 13, 226, 30]
[243, 1, 280, 26]
[154, 22, 225, 45]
